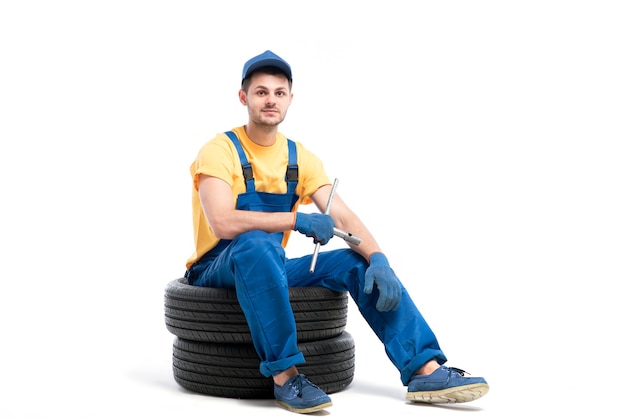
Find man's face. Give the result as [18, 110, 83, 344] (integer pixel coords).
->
[240, 72, 292, 128]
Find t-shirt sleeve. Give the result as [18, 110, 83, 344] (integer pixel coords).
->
[190, 135, 238, 191]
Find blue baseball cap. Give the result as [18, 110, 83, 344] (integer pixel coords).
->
[241, 50, 292, 82]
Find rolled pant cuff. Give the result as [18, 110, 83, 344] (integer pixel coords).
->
[400, 351, 447, 386]
[261, 352, 306, 378]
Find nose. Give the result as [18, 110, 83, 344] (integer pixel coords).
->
[265, 94, 276, 106]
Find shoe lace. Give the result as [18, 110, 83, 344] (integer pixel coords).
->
[448, 367, 471, 376]
[291, 374, 319, 398]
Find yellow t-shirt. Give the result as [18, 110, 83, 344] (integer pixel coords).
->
[186, 126, 331, 268]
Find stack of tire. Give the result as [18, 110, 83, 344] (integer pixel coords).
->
[164, 277, 355, 399]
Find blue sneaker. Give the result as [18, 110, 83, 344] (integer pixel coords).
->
[406, 366, 489, 403]
[274, 374, 332, 413]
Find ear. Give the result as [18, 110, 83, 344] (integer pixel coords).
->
[238, 89, 247, 106]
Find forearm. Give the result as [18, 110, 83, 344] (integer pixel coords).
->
[208, 209, 295, 240]
[199, 175, 297, 239]
[310, 188, 383, 262]
[334, 213, 382, 262]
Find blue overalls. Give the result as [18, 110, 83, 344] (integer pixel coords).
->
[185, 131, 447, 384]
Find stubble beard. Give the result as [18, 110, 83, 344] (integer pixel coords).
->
[254, 109, 285, 129]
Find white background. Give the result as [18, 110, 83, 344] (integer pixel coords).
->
[1, 1, 624, 417]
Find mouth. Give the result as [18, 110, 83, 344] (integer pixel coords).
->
[262, 109, 280, 118]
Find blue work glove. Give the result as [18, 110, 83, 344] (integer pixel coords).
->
[364, 253, 402, 312]
[293, 212, 335, 245]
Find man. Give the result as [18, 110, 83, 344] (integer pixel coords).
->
[184, 50, 489, 414]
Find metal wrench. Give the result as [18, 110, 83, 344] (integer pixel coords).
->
[309, 178, 361, 272]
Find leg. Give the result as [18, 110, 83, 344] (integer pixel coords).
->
[192, 232, 333, 412]
[192, 231, 304, 377]
[287, 248, 489, 403]
[286, 249, 447, 385]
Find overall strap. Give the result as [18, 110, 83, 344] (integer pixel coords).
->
[285, 139, 298, 194]
[224, 131, 255, 192]
[224, 131, 299, 193]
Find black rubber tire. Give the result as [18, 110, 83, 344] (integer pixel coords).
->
[164, 278, 348, 343]
[172, 331, 355, 399]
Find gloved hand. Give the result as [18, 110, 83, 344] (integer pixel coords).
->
[364, 252, 402, 312]
[293, 212, 335, 245]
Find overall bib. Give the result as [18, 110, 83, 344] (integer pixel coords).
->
[186, 131, 447, 384]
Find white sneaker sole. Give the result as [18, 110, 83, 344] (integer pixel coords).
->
[276, 400, 333, 414]
[406, 383, 489, 403]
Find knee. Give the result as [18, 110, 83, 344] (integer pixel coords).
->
[231, 231, 285, 261]
[322, 249, 369, 291]
[230, 231, 287, 291]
